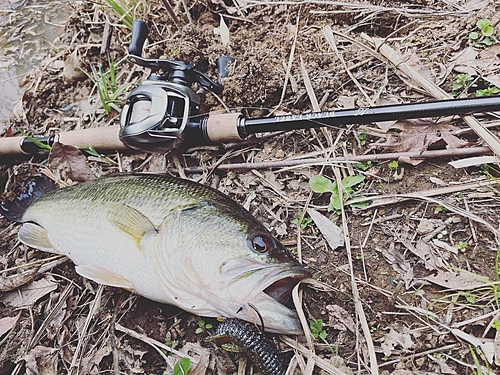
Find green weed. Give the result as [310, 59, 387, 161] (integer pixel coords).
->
[292, 210, 312, 229]
[101, 0, 149, 29]
[85, 55, 130, 118]
[354, 160, 372, 171]
[455, 241, 468, 252]
[195, 319, 212, 334]
[309, 174, 368, 211]
[492, 319, 500, 331]
[357, 131, 368, 146]
[18, 129, 52, 151]
[469, 18, 497, 48]
[435, 206, 449, 214]
[162, 332, 178, 355]
[173, 358, 191, 375]
[476, 86, 500, 97]
[452, 73, 476, 96]
[309, 319, 335, 354]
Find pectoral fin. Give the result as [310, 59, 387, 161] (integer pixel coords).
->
[18, 223, 60, 254]
[107, 204, 156, 248]
[76, 264, 135, 292]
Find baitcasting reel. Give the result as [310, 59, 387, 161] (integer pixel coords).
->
[119, 20, 236, 152]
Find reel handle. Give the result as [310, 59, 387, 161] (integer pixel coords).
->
[129, 20, 149, 58]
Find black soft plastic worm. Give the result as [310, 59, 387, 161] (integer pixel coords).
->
[205, 318, 286, 375]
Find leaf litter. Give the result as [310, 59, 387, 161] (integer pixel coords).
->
[1, 0, 500, 374]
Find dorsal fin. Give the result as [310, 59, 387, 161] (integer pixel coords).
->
[0, 176, 58, 222]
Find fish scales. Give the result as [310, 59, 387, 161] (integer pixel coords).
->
[1, 173, 310, 335]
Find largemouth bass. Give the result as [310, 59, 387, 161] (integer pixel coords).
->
[1, 174, 310, 334]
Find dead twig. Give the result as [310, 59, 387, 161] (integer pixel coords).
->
[175, 147, 492, 173]
[332, 166, 379, 375]
[70, 284, 104, 375]
[160, 0, 181, 29]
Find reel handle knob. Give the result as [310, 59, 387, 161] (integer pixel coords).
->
[129, 20, 149, 57]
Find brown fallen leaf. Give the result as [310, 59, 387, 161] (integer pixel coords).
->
[424, 271, 489, 290]
[381, 325, 414, 357]
[24, 346, 58, 375]
[326, 305, 356, 333]
[400, 239, 441, 271]
[475, 45, 500, 76]
[0, 266, 40, 292]
[48, 142, 95, 182]
[428, 355, 457, 374]
[307, 208, 344, 250]
[0, 275, 58, 308]
[374, 118, 467, 164]
[377, 243, 414, 288]
[0, 312, 21, 337]
[80, 344, 112, 374]
[451, 46, 479, 75]
[190, 354, 209, 375]
[453, 44, 500, 78]
[63, 49, 85, 82]
[400, 51, 436, 83]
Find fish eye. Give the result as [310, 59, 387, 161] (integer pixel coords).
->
[251, 235, 270, 254]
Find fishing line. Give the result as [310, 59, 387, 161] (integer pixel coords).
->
[236, 303, 265, 333]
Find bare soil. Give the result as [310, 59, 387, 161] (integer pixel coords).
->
[1, 0, 500, 374]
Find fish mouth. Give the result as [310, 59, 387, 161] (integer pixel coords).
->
[223, 261, 310, 335]
[226, 261, 310, 303]
[264, 275, 304, 304]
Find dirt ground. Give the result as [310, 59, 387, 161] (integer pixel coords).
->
[1, 0, 500, 374]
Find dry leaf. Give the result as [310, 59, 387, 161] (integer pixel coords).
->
[428, 355, 457, 374]
[453, 44, 500, 77]
[24, 346, 58, 375]
[401, 52, 435, 83]
[479, 340, 495, 365]
[190, 354, 209, 375]
[416, 218, 435, 235]
[451, 47, 479, 75]
[374, 118, 467, 161]
[0, 275, 58, 307]
[464, 0, 490, 10]
[475, 45, 500, 75]
[381, 326, 414, 357]
[424, 271, 488, 290]
[377, 243, 414, 287]
[0, 266, 40, 292]
[432, 239, 458, 254]
[401, 239, 440, 271]
[48, 142, 95, 182]
[0, 312, 21, 337]
[449, 155, 498, 168]
[430, 177, 447, 186]
[80, 344, 112, 374]
[214, 16, 230, 46]
[326, 305, 356, 333]
[63, 49, 85, 82]
[484, 75, 500, 88]
[336, 95, 355, 109]
[451, 328, 483, 346]
[307, 208, 344, 250]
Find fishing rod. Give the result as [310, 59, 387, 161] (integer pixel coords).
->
[2, 20, 500, 156]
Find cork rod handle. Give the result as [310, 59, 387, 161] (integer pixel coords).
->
[0, 125, 129, 156]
